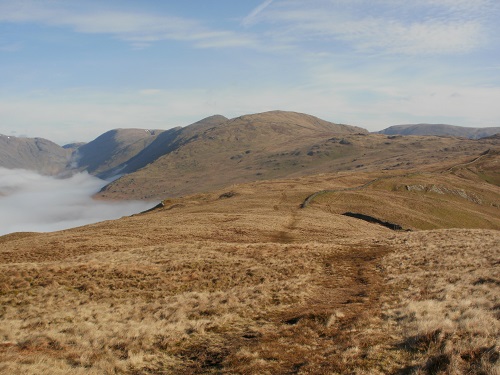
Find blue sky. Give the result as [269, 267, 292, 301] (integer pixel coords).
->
[0, 0, 499, 144]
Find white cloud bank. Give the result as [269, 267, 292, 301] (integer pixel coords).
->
[0, 168, 155, 236]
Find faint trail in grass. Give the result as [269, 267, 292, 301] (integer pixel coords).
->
[272, 192, 300, 243]
[301, 149, 492, 209]
[235, 244, 398, 374]
[446, 148, 491, 173]
[300, 176, 385, 208]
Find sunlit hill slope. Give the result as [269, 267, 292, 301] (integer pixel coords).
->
[96, 111, 499, 200]
[0, 111, 499, 374]
[1, 143, 499, 373]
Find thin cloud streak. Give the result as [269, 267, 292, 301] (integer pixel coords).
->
[0, 168, 155, 236]
[0, 1, 257, 49]
[2, 0, 494, 55]
[242, 0, 274, 26]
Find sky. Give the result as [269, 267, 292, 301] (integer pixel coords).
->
[0, 0, 499, 145]
[0, 167, 154, 235]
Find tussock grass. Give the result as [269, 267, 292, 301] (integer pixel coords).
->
[0, 241, 394, 374]
[1, 169, 499, 373]
[383, 230, 500, 374]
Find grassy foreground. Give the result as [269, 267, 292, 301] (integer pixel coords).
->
[0, 170, 499, 374]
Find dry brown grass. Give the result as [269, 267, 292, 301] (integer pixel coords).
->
[0, 168, 499, 374]
[311, 171, 500, 230]
[382, 230, 500, 374]
[0, 242, 394, 373]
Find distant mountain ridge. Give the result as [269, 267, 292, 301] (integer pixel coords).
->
[97, 110, 369, 199]
[3, 110, 364, 180]
[2, 111, 499, 201]
[378, 123, 500, 139]
[0, 134, 71, 174]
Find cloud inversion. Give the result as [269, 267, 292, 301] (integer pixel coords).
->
[0, 168, 155, 236]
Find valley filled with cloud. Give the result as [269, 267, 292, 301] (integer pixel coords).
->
[0, 168, 154, 235]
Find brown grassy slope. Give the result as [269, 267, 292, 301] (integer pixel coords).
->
[0, 168, 499, 374]
[381, 230, 499, 375]
[304, 147, 500, 231]
[309, 170, 500, 230]
[0, 135, 71, 175]
[449, 149, 500, 186]
[96, 110, 367, 199]
[97, 114, 498, 200]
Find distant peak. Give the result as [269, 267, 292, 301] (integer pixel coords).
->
[378, 123, 500, 139]
[185, 115, 229, 130]
[205, 114, 228, 120]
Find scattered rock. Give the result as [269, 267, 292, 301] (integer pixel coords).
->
[219, 191, 237, 199]
[406, 184, 483, 204]
[339, 139, 352, 145]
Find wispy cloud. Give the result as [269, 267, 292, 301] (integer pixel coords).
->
[253, 0, 497, 55]
[0, 1, 257, 49]
[1, 1, 495, 55]
[242, 0, 274, 26]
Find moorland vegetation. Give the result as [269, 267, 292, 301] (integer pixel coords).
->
[0, 111, 499, 374]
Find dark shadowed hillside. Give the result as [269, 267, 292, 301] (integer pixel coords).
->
[378, 123, 500, 139]
[62, 142, 86, 150]
[0, 134, 71, 175]
[98, 115, 228, 179]
[481, 133, 500, 140]
[73, 128, 165, 176]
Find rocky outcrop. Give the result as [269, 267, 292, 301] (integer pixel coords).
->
[405, 184, 483, 204]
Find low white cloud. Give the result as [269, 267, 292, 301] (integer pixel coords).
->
[0, 168, 155, 236]
[1, 75, 500, 145]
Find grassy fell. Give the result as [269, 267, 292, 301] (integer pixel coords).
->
[0, 167, 499, 374]
[311, 171, 500, 230]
